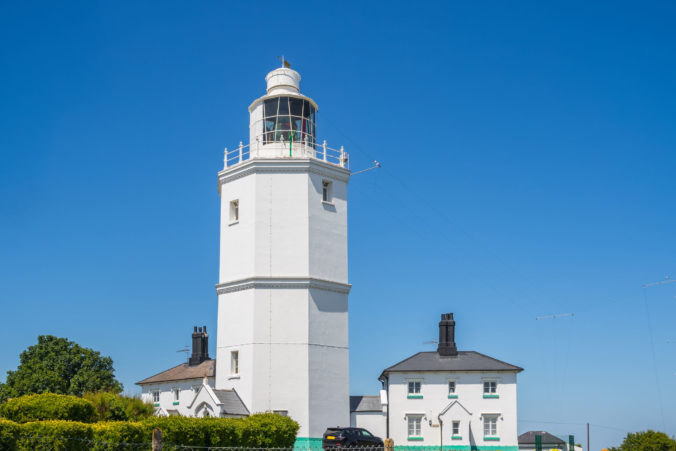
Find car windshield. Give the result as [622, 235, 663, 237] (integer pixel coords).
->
[361, 430, 372, 437]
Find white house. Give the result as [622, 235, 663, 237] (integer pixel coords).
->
[137, 326, 248, 418]
[352, 313, 523, 451]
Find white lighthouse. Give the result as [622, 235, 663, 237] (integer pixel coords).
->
[215, 66, 351, 444]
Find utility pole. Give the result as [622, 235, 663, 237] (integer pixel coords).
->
[587, 423, 590, 451]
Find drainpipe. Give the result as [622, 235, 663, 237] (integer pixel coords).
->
[379, 375, 390, 439]
[438, 414, 443, 451]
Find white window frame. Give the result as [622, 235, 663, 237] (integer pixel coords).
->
[229, 199, 239, 224]
[407, 414, 423, 438]
[483, 379, 498, 395]
[172, 388, 180, 402]
[452, 420, 460, 436]
[152, 390, 160, 403]
[448, 379, 457, 397]
[230, 350, 239, 376]
[322, 180, 332, 203]
[483, 414, 499, 438]
[407, 380, 422, 397]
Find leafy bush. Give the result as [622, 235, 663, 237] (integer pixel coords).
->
[17, 420, 93, 451]
[0, 413, 299, 450]
[91, 422, 146, 451]
[83, 392, 154, 421]
[238, 413, 299, 447]
[0, 393, 97, 423]
[0, 419, 19, 450]
[609, 430, 676, 451]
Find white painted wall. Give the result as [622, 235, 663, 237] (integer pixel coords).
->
[351, 411, 387, 439]
[140, 378, 214, 416]
[216, 158, 350, 439]
[386, 371, 519, 449]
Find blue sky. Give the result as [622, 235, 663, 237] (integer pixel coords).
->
[1, 1, 675, 448]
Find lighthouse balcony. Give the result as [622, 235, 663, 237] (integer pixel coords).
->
[223, 140, 348, 169]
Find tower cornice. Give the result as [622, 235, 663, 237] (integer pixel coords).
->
[218, 158, 350, 188]
[215, 276, 351, 295]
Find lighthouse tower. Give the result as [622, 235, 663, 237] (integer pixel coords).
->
[215, 66, 350, 443]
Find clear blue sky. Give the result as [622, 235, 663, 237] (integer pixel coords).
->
[1, 1, 675, 449]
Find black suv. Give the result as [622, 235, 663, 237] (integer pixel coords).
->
[322, 427, 384, 448]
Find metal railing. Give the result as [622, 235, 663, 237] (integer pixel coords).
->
[223, 140, 348, 170]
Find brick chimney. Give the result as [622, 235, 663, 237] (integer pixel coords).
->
[189, 326, 210, 366]
[437, 313, 458, 357]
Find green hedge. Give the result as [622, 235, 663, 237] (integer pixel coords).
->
[0, 419, 19, 450]
[0, 393, 97, 423]
[17, 420, 93, 451]
[83, 392, 154, 422]
[0, 413, 299, 450]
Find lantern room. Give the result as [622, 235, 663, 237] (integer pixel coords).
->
[248, 67, 319, 158]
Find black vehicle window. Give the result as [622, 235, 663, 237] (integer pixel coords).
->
[361, 430, 373, 437]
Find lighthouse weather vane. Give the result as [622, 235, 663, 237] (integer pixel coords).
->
[277, 55, 291, 68]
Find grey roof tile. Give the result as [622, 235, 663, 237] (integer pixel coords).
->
[381, 351, 523, 375]
[350, 396, 382, 412]
[213, 389, 250, 416]
[518, 431, 566, 445]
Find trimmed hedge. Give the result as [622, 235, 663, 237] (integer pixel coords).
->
[17, 420, 93, 451]
[0, 393, 97, 423]
[0, 413, 299, 450]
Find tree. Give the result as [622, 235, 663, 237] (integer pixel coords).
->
[609, 430, 676, 451]
[0, 335, 122, 401]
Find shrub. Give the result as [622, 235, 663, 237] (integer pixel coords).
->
[90, 422, 147, 451]
[0, 393, 97, 423]
[239, 413, 299, 447]
[0, 412, 299, 450]
[0, 418, 19, 450]
[17, 420, 93, 451]
[83, 392, 154, 422]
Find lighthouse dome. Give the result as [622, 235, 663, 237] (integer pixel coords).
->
[265, 68, 301, 95]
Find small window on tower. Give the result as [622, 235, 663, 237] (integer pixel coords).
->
[322, 180, 332, 203]
[231, 350, 239, 375]
[230, 200, 239, 224]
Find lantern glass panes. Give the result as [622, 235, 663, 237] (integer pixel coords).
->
[261, 96, 315, 147]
